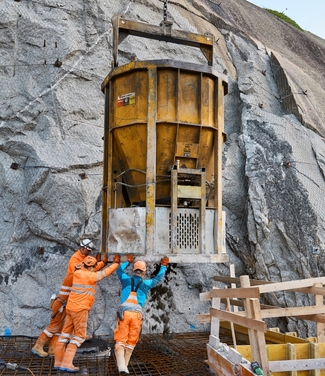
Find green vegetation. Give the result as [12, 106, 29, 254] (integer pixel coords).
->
[265, 9, 304, 32]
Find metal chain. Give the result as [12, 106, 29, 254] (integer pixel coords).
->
[163, 0, 168, 20]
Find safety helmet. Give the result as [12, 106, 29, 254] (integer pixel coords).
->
[80, 238, 94, 251]
[133, 261, 146, 272]
[83, 256, 97, 267]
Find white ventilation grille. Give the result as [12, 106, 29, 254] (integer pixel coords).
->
[169, 212, 200, 251]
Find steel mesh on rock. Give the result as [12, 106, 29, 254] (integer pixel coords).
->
[0, 333, 212, 376]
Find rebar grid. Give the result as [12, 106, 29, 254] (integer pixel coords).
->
[0, 333, 212, 376]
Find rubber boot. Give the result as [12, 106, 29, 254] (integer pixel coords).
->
[48, 335, 59, 356]
[31, 332, 49, 357]
[59, 343, 79, 373]
[115, 346, 129, 375]
[124, 347, 133, 367]
[54, 341, 66, 370]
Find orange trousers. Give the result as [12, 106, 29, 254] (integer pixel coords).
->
[58, 309, 88, 347]
[44, 298, 66, 337]
[114, 311, 142, 349]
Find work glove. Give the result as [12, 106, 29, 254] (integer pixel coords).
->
[113, 254, 121, 264]
[160, 256, 169, 266]
[103, 253, 108, 266]
[50, 294, 56, 308]
[96, 252, 101, 262]
[127, 254, 134, 264]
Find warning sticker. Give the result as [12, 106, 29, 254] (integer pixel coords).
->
[117, 92, 136, 107]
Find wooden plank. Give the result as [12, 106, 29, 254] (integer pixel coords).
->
[229, 264, 239, 313]
[210, 308, 266, 333]
[219, 322, 308, 344]
[196, 313, 211, 324]
[250, 298, 270, 375]
[310, 342, 320, 376]
[269, 358, 325, 371]
[197, 314, 211, 323]
[200, 291, 211, 301]
[295, 286, 325, 296]
[315, 282, 325, 344]
[201, 293, 276, 309]
[229, 265, 239, 351]
[210, 287, 220, 339]
[286, 343, 297, 376]
[210, 287, 260, 299]
[213, 275, 272, 286]
[295, 315, 325, 324]
[260, 305, 325, 319]
[207, 344, 255, 376]
[240, 275, 260, 367]
[256, 276, 325, 294]
[221, 298, 277, 310]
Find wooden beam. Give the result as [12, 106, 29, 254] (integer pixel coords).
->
[213, 276, 272, 286]
[295, 286, 325, 296]
[210, 309, 266, 333]
[210, 287, 260, 299]
[199, 291, 211, 301]
[296, 314, 325, 324]
[250, 298, 269, 375]
[210, 287, 220, 339]
[310, 342, 320, 376]
[255, 277, 325, 294]
[314, 282, 325, 343]
[260, 305, 325, 319]
[221, 299, 277, 310]
[286, 343, 297, 376]
[269, 358, 325, 372]
[197, 314, 211, 323]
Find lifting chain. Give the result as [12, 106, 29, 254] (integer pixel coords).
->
[163, 0, 168, 20]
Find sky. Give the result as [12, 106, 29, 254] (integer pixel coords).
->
[247, 0, 325, 40]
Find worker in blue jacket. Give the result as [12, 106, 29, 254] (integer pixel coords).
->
[114, 254, 169, 375]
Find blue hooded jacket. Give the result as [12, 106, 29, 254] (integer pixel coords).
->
[117, 261, 167, 310]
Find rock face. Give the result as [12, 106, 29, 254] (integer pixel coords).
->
[1, 0, 325, 338]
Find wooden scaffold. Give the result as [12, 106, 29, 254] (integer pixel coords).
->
[198, 271, 325, 376]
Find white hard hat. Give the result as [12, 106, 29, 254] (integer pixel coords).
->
[80, 238, 94, 251]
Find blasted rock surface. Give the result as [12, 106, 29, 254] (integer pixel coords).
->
[1, 0, 325, 338]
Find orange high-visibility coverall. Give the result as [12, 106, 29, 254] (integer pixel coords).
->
[114, 262, 167, 349]
[57, 263, 119, 347]
[43, 249, 105, 338]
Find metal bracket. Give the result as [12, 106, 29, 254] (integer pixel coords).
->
[112, 14, 214, 67]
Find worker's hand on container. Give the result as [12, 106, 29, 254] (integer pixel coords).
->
[113, 254, 121, 264]
[103, 253, 108, 266]
[160, 257, 169, 266]
[127, 254, 134, 264]
[96, 252, 101, 262]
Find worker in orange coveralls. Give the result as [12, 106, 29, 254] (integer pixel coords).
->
[114, 254, 169, 375]
[54, 254, 120, 372]
[31, 239, 108, 358]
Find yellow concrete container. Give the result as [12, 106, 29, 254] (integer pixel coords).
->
[101, 60, 227, 208]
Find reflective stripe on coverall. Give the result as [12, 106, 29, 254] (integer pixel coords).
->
[114, 290, 143, 349]
[58, 263, 118, 346]
[43, 249, 105, 338]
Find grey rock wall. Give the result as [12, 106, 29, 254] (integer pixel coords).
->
[1, 0, 325, 339]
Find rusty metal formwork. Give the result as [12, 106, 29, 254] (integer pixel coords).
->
[0, 332, 212, 376]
